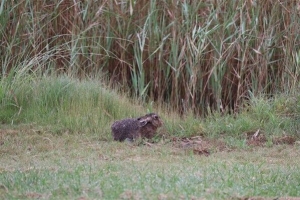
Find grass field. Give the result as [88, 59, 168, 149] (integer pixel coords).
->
[0, 75, 300, 199]
[1, 124, 300, 199]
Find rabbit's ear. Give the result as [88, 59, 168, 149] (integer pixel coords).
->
[139, 119, 148, 126]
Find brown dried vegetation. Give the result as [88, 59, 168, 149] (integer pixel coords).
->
[1, 0, 300, 115]
[172, 132, 298, 156]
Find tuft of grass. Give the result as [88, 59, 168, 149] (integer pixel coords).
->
[201, 93, 300, 148]
[0, 75, 148, 139]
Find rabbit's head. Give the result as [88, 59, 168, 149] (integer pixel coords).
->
[138, 113, 163, 128]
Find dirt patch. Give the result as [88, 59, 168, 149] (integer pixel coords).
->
[25, 192, 43, 199]
[172, 130, 298, 156]
[172, 136, 230, 156]
[245, 129, 298, 147]
[272, 135, 296, 145]
[238, 197, 300, 200]
[244, 129, 267, 147]
[0, 129, 20, 135]
[0, 129, 21, 145]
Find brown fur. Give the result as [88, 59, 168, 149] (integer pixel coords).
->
[111, 113, 163, 141]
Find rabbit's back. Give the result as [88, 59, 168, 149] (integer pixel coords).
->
[111, 118, 140, 141]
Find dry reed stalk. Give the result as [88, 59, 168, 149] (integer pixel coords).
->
[1, 0, 299, 115]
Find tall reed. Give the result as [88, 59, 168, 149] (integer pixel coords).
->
[1, 0, 299, 115]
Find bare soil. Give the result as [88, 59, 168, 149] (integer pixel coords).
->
[171, 130, 298, 156]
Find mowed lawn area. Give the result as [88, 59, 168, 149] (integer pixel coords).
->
[1, 125, 300, 200]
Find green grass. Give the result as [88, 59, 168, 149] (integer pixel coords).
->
[0, 75, 299, 141]
[0, 75, 150, 139]
[1, 126, 300, 199]
[0, 76, 300, 199]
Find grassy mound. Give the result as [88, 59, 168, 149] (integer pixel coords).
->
[1, 75, 299, 145]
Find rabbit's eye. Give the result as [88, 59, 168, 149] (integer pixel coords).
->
[154, 115, 158, 119]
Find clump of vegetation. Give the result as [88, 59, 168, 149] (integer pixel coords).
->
[1, 0, 299, 115]
[0, 74, 299, 144]
[0, 74, 151, 139]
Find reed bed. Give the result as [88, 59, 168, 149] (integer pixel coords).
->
[1, 0, 299, 115]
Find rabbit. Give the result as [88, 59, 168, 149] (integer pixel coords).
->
[111, 113, 163, 142]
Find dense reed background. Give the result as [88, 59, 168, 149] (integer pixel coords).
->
[1, 0, 300, 115]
